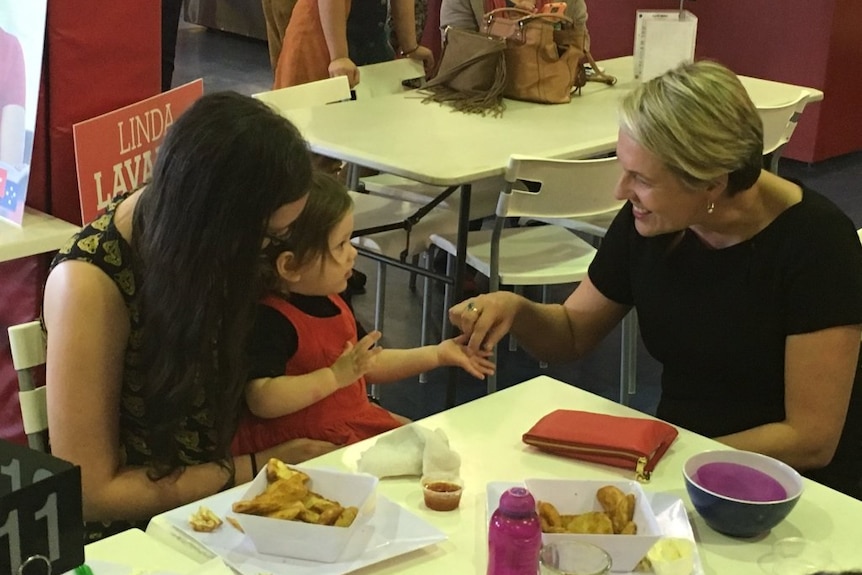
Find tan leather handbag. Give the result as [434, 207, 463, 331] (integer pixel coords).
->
[482, 8, 584, 104]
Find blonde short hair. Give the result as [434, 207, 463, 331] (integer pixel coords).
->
[619, 60, 763, 195]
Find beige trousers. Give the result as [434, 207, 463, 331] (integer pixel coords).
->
[261, 0, 299, 71]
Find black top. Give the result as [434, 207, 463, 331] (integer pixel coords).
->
[589, 188, 862, 498]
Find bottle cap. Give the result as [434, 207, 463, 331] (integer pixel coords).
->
[499, 487, 537, 515]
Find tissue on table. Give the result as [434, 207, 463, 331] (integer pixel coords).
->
[357, 425, 461, 479]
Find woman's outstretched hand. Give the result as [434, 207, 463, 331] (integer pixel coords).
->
[448, 292, 520, 353]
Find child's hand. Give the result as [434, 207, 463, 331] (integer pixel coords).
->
[329, 57, 359, 88]
[436, 334, 496, 380]
[331, 331, 383, 388]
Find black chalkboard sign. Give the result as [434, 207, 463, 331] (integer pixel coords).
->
[0, 440, 83, 575]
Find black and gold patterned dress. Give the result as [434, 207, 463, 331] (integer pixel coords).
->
[50, 195, 221, 542]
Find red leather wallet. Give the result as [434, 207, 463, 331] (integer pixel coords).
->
[522, 409, 679, 482]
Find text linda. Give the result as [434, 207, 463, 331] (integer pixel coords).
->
[93, 104, 174, 211]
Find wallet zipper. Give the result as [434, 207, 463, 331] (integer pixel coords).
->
[526, 440, 651, 482]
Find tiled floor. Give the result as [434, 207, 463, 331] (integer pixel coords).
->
[171, 21, 862, 423]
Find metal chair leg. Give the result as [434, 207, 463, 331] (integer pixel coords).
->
[619, 310, 638, 405]
[419, 252, 433, 383]
[539, 284, 549, 370]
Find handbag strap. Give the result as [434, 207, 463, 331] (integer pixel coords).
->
[484, 7, 574, 28]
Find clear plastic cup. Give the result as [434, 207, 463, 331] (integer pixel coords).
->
[539, 541, 612, 575]
[772, 537, 833, 575]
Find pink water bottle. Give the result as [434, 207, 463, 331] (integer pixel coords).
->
[487, 487, 542, 575]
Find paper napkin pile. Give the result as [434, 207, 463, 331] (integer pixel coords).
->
[357, 425, 461, 479]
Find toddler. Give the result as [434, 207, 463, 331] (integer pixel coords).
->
[232, 172, 494, 456]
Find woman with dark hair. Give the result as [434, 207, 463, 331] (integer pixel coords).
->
[42, 92, 337, 542]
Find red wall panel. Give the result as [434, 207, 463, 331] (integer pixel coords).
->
[587, 1, 858, 163]
[1, 1, 160, 445]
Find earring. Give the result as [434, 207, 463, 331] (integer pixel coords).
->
[707, 201, 715, 214]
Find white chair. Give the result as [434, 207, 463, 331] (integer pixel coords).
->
[430, 155, 624, 394]
[758, 91, 812, 174]
[253, 76, 352, 109]
[518, 168, 637, 405]
[8, 320, 48, 452]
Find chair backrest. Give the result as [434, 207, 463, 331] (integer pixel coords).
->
[353, 59, 426, 100]
[499, 155, 623, 221]
[7, 320, 48, 452]
[758, 91, 811, 162]
[253, 75, 352, 111]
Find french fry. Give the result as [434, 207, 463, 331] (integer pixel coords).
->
[189, 505, 223, 532]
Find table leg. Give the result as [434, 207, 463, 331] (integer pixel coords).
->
[445, 183, 472, 408]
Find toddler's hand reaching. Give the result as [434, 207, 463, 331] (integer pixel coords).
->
[331, 330, 383, 388]
[437, 334, 496, 380]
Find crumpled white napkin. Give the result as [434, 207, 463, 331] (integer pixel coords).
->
[357, 425, 461, 479]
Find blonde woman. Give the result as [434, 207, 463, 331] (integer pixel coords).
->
[450, 61, 862, 499]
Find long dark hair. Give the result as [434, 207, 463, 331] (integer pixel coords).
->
[132, 92, 311, 476]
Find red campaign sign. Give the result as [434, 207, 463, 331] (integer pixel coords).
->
[72, 79, 204, 225]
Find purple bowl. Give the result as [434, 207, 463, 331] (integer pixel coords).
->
[683, 450, 803, 538]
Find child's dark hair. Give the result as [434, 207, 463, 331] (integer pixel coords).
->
[260, 171, 353, 292]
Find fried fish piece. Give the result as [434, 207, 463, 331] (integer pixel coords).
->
[565, 511, 614, 534]
[596, 485, 636, 534]
[232, 474, 309, 515]
[189, 505, 222, 532]
[264, 500, 305, 520]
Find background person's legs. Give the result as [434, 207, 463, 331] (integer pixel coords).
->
[261, 0, 299, 72]
[161, 0, 184, 91]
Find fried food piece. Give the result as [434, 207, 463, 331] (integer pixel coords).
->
[537, 500, 564, 532]
[565, 511, 614, 534]
[620, 520, 637, 535]
[232, 474, 309, 515]
[234, 458, 357, 527]
[264, 500, 305, 520]
[596, 485, 636, 534]
[189, 505, 222, 532]
[318, 505, 344, 526]
[334, 506, 358, 527]
[265, 458, 310, 484]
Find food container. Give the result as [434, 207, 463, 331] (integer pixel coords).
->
[422, 476, 464, 511]
[233, 466, 378, 562]
[646, 537, 695, 575]
[524, 478, 661, 573]
[683, 450, 803, 538]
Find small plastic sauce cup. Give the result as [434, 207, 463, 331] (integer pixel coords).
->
[646, 537, 695, 575]
[421, 477, 463, 511]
